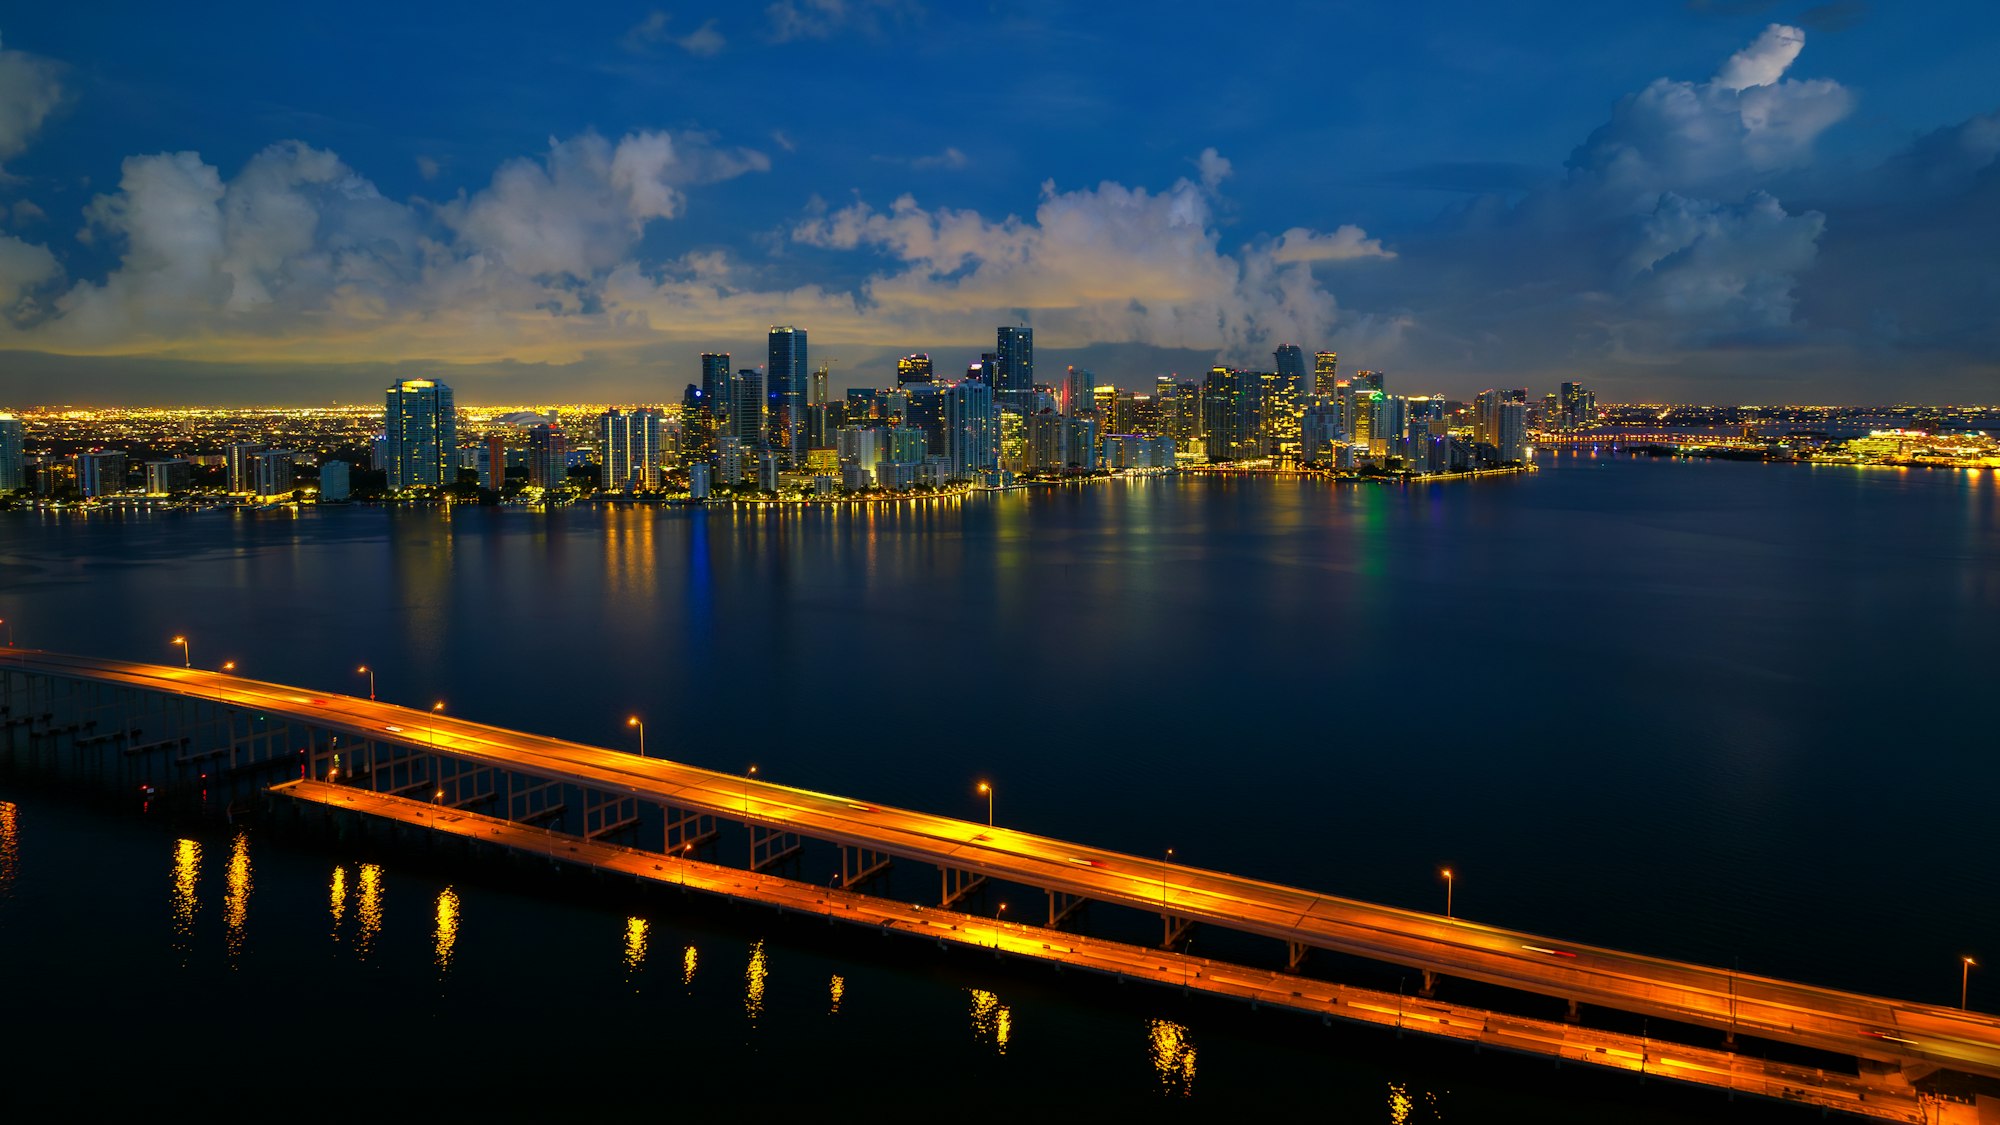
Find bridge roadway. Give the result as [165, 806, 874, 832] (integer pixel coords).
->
[7, 648, 1999, 1088]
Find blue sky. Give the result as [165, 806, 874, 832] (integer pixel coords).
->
[1, 1, 1996, 403]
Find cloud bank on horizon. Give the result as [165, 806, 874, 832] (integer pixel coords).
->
[0, 14, 1995, 400]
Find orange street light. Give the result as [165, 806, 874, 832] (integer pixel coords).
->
[1966, 957, 1978, 1011]
[977, 781, 993, 827]
[221, 661, 236, 673]
[430, 700, 445, 753]
[356, 665, 375, 700]
[746, 764, 758, 816]
[1441, 867, 1455, 919]
[171, 635, 190, 668]
[995, 902, 1007, 950]
[627, 716, 645, 757]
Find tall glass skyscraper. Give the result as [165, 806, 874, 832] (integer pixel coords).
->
[733, 367, 767, 452]
[0, 413, 24, 492]
[384, 379, 457, 490]
[767, 326, 808, 462]
[995, 325, 1034, 413]
[946, 381, 998, 482]
[701, 353, 732, 426]
[1274, 345, 1307, 397]
[1313, 351, 1339, 396]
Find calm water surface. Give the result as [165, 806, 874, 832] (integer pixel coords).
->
[2, 452, 1995, 1118]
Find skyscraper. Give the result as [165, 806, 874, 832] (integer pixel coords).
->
[1201, 367, 1244, 463]
[1313, 351, 1339, 396]
[946, 380, 998, 482]
[1474, 389, 1500, 446]
[251, 450, 296, 497]
[995, 326, 1034, 413]
[809, 363, 832, 449]
[896, 354, 935, 384]
[732, 366, 767, 452]
[384, 379, 457, 491]
[1274, 345, 1307, 396]
[599, 408, 667, 491]
[768, 326, 808, 461]
[226, 440, 263, 493]
[701, 353, 733, 427]
[680, 384, 714, 466]
[0, 414, 23, 492]
[75, 451, 128, 498]
[1061, 365, 1095, 418]
[1496, 401, 1529, 463]
[526, 424, 568, 489]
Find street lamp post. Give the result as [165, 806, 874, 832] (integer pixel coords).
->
[995, 902, 1007, 951]
[627, 716, 645, 757]
[356, 665, 376, 700]
[221, 661, 236, 673]
[430, 701, 445, 754]
[977, 781, 993, 827]
[171, 636, 191, 668]
[1441, 867, 1454, 919]
[1966, 957, 1978, 1010]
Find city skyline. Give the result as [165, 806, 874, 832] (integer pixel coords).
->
[0, 5, 1996, 404]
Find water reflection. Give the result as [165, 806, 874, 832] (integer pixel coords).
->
[968, 988, 1011, 1055]
[682, 945, 698, 988]
[623, 917, 649, 987]
[223, 831, 251, 965]
[0, 801, 18, 899]
[745, 940, 767, 1024]
[434, 887, 460, 974]
[1147, 1019, 1196, 1097]
[1386, 1081, 1441, 1122]
[169, 838, 200, 966]
[328, 864, 347, 939]
[355, 862, 384, 960]
[828, 975, 845, 1015]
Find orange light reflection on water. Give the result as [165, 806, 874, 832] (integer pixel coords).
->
[355, 862, 383, 960]
[170, 838, 200, 964]
[223, 831, 251, 964]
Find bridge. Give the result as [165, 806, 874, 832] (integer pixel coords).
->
[1533, 431, 1763, 447]
[3, 648, 1996, 1123]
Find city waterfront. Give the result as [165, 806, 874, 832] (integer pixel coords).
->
[3, 451, 1997, 1118]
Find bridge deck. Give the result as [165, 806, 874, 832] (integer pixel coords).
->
[280, 780, 1944, 1123]
[6, 648, 1999, 1091]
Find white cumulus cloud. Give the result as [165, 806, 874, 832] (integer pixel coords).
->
[0, 31, 65, 167]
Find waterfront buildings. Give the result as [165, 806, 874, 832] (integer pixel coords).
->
[0, 413, 23, 491]
[319, 460, 350, 501]
[385, 379, 458, 490]
[145, 458, 193, 495]
[769, 326, 808, 462]
[599, 408, 666, 492]
[76, 450, 127, 498]
[251, 450, 296, 497]
[996, 326, 1034, 414]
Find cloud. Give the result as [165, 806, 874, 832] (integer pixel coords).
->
[1196, 147, 1231, 191]
[415, 155, 443, 181]
[766, 0, 918, 42]
[1270, 225, 1395, 263]
[442, 130, 768, 278]
[0, 32, 66, 168]
[10, 198, 44, 226]
[623, 11, 727, 56]
[0, 231, 59, 318]
[787, 162, 1399, 361]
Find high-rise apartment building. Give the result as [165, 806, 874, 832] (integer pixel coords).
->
[226, 441, 263, 493]
[1061, 365, 1095, 418]
[319, 460, 350, 501]
[1560, 381, 1596, 430]
[76, 451, 128, 498]
[768, 326, 808, 461]
[1474, 389, 1500, 446]
[526, 424, 568, 489]
[701, 353, 733, 428]
[252, 450, 296, 497]
[996, 326, 1034, 412]
[384, 379, 457, 490]
[1313, 351, 1339, 396]
[1496, 401, 1528, 463]
[598, 408, 667, 491]
[809, 363, 832, 449]
[145, 459, 193, 495]
[732, 367, 767, 452]
[0, 413, 24, 492]
[1274, 345, 1307, 397]
[946, 380, 998, 482]
[896, 354, 934, 384]
[680, 385, 715, 466]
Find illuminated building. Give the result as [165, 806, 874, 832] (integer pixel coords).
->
[251, 450, 295, 497]
[997, 410, 1025, 473]
[1062, 365, 1095, 418]
[808, 363, 831, 449]
[1406, 417, 1435, 473]
[757, 451, 781, 493]
[996, 325, 1034, 414]
[905, 384, 946, 453]
[836, 425, 884, 486]
[1313, 351, 1339, 396]
[1274, 345, 1307, 398]
[1200, 368, 1244, 463]
[1066, 417, 1099, 470]
[768, 326, 808, 462]
[1024, 411, 1067, 472]
[715, 435, 747, 484]
[526, 424, 568, 489]
[145, 459, 193, 495]
[598, 408, 667, 491]
[1103, 434, 1174, 469]
[1560, 381, 1596, 430]
[384, 379, 457, 491]
[700, 353, 732, 429]
[76, 450, 128, 498]
[1353, 370, 1384, 393]
[1496, 400, 1528, 462]
[226, 440, 263, 493]
[946, 381, 998, 482]
[732, 367, 767, 452]
[1474, 389, 1500, 446]
[896, 353, 935, 384]
[0, 414, 24, 492]
[319, 460, 350, 501]
[1301, 401, 1342, 466]
[679, 385, 713, 466]
[1092, 384, 1120, 430]
[687, 461, 711, 499]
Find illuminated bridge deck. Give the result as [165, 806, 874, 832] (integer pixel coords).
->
[4, 648, 1997, 1123]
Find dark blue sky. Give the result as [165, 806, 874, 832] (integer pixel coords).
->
[1, 2, 1996, 403]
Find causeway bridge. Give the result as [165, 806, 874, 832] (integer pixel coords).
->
[3, 648, 1995, 1123]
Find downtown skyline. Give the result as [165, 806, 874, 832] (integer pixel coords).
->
[0, 5, 1997, 404]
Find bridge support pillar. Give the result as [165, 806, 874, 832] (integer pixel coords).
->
[750, 824, 802, 873]
[1047, 890, 1086, 928]
[583, 789, 640, 841]
[1287, 941, 1310, 973]
[1566, 999, 1581, 1024]
[839, 846, 891, 891]
[939, 866, 986, 909]
[661, 804, 717, 855]
[505, 773, 565, 825]
[1163, 914, 1194, 949]
[1420, 969, 1438, 997]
